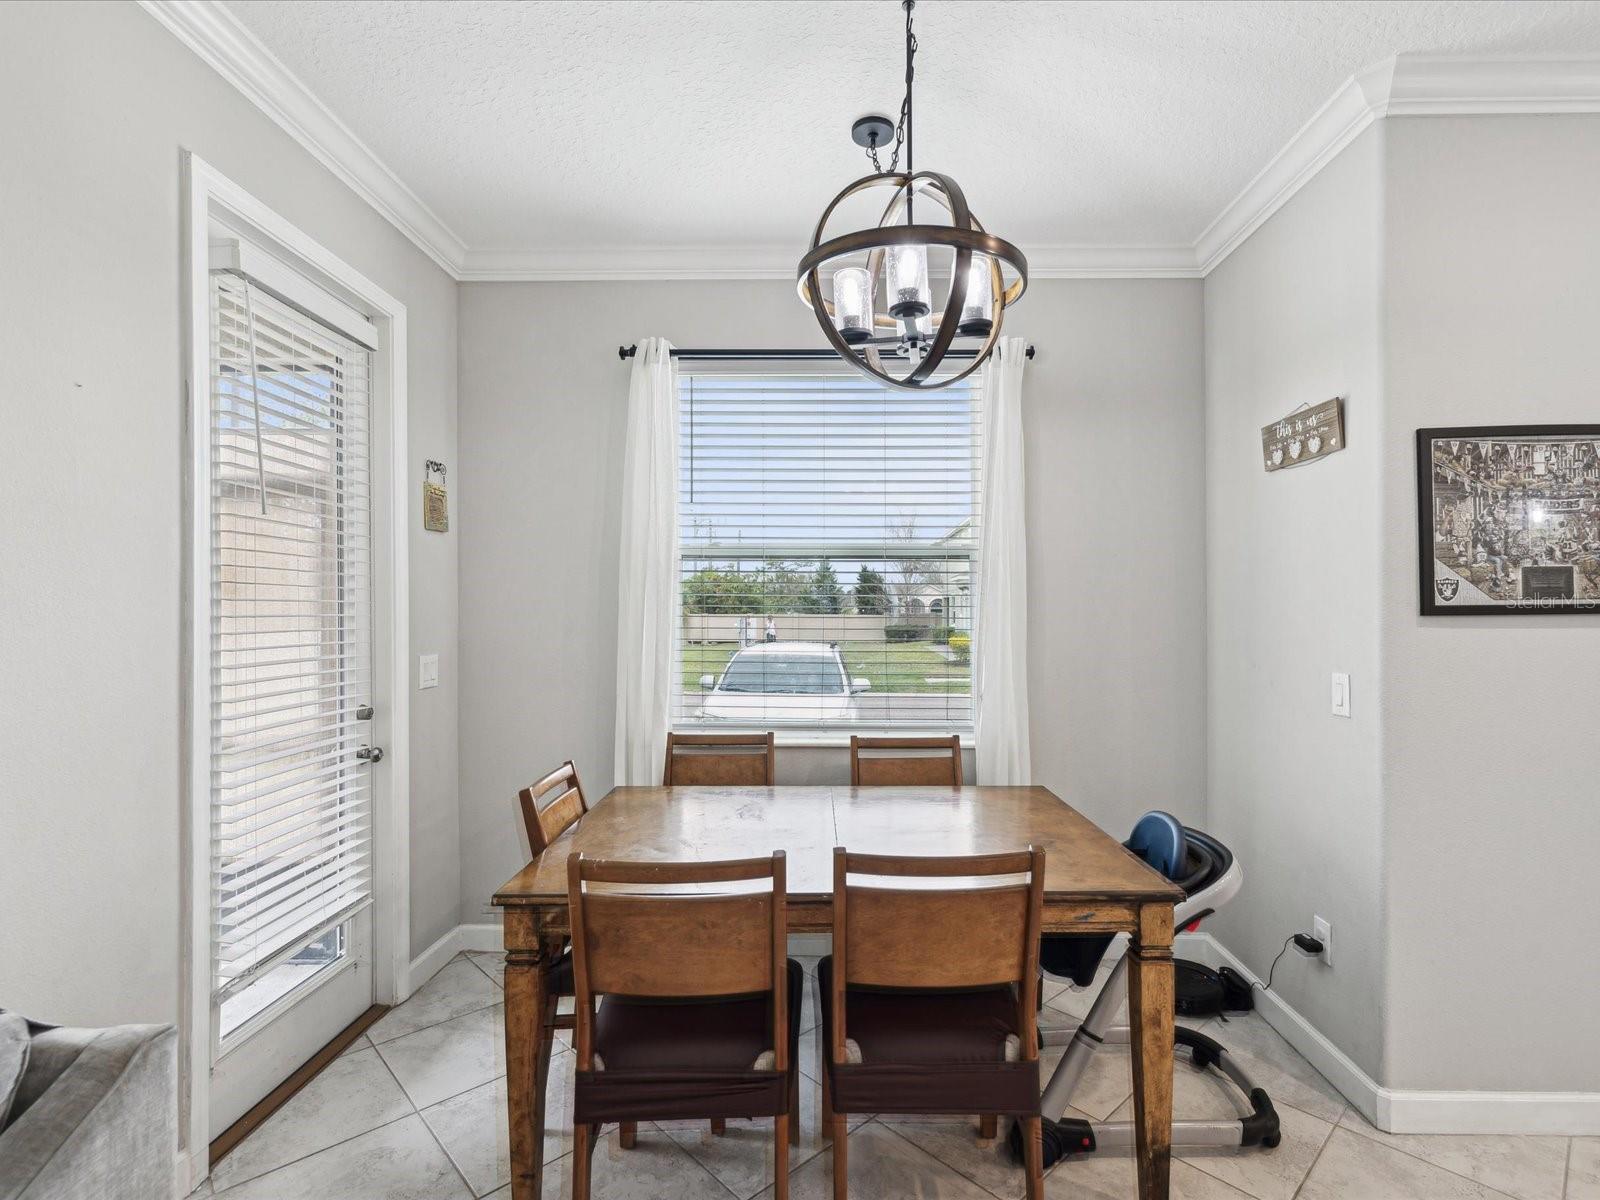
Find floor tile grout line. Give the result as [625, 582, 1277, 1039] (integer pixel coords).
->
[1308, 1120, 1526, 1200]
[209, 1111, 419, 1195]
[209, 1041, 423, 1193]
[464, 952, 504, 988]
[657, 1123, 812, 1199]
[650, 1125, 747, 1200]
[659, 1116, 835, 1192]
[367, 992, 505, 1047]
[1287, 1107, 1341, 1200]
[1185, 1099, 1343, 1200]
[1331, 1107, 1549, 1200]
[1564, 1136, 1574, 1199]
[411, 1102, 483, 1198]
[874, 1117, 1023, 1200]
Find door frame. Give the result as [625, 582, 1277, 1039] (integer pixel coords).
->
[180, 152, 411, 1192]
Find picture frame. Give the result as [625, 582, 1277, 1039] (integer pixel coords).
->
[1417, 425, 1600, 616]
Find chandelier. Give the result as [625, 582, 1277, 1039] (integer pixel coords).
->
[797, 0, 1027, 390]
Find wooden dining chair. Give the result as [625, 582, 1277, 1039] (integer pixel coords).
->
[663, 731, 776, 786]
[820, 846, 1046, 1200]
[514, 765, 587, 1018]
[567, 851, 802, 1200]
[848, 734, 963, 786]
[518, 760, 588, 857]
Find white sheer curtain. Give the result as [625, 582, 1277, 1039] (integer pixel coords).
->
[975, 337, 1032, 784]
[614, 338, 679, 785]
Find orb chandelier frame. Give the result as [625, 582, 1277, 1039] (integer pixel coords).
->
[796, 0, 1028, 391]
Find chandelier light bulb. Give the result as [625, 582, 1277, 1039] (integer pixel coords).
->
[831, 266, 873, 344]
[957, 254, 994, 337]
[886, 243, 932, 320]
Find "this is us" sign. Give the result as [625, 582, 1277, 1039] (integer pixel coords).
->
[1262, 398, 1345, 472]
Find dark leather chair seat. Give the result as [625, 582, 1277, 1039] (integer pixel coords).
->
[817, 956, 1019, 1065]
[573, 959, 803, 1125]
[817, 955, 1039, 1117]
[595, 958, 802, 1071]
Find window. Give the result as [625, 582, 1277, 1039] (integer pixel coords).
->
[675, 370, 981, 733]
[208, 267, 375, 1037]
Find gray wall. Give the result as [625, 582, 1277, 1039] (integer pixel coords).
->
[1203, 127, 1388, 1079]
[0, 0, 460, 1034]
[456, 278, 1206, 918]
[1380, 115, 1600, 1092]
[1205, 114, 1600, 1096]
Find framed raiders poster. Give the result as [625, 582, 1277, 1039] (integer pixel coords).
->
[1417, 425, 1600, 615]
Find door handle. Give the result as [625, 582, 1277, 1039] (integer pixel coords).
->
[357, 745, 385, 764]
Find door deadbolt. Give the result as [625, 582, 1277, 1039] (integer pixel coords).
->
[357, 745, 385, 764]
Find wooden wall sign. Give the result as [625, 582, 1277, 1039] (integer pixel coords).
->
[1262, 398, 1345, 472]
[423, 459, 449, 532]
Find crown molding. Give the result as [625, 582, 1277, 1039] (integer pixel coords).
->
[1195, 55, 1600, 275]
[1194, 59, 1394, 275]
[138, 0, 468, 277]
[1386, 55, 1600, 114]
[138, 13, 1600, 286]
[457, 243, 1203, 282]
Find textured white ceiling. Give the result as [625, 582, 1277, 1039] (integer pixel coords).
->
[222, 0, 1600, 258]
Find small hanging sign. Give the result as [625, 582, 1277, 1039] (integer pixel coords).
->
[423, 459, 449, 532]
[1262, 398, 1345, 472]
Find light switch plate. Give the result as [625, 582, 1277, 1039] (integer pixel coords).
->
[419, 653, 439, 690]
[1330, 672, 1350, 718]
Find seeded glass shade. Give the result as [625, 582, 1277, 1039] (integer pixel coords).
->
[886, 243, 931, 319]
[958, 254, 995, 337]
[832, 267, 873, 343]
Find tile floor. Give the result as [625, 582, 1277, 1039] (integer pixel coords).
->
[194, 952, 1596, 1200]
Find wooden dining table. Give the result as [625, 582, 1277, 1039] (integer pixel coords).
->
[492, 784, 1184, 1200]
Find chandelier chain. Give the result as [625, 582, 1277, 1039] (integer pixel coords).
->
[866, 1, 916, 175]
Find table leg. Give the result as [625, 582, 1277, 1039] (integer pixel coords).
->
[505, 922, 561, 1200]
[1128, 903, 1175, 1200]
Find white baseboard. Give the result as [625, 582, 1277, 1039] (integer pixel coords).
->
[457, 922, 505, 953]
[1186, 932, 1600, 1135]
[406, 925, 464, 993]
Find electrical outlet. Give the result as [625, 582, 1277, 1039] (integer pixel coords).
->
[1313, 915, 1332, 965]
[419, 653, 439, 690]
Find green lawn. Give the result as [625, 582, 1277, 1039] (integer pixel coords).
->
[682, 641, 970, 695]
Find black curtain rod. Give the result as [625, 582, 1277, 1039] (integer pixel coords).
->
[617, 344, 1034, 362]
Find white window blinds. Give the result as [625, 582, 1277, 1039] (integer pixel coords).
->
[676, 371, 981, 732]
[208, 271, 374, 999]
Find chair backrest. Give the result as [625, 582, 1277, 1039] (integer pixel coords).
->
[663, 732, 776, 786]
[567, 853, 789, 1071]
[517, 760, 587, 857]
[829, 847, 1043, 1064]
[849, 735, 963, 786]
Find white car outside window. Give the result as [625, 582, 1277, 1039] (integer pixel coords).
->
[697, 641, 871, 725]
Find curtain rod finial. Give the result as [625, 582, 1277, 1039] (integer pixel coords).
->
[618, 344, 637, 360]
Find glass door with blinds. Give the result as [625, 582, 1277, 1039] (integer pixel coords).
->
[676, 370, 981, 733]
[203, 255, 380, 1131]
